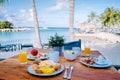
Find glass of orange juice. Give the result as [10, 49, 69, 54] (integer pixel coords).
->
[18, 51, 27, 64]
[84, 41, 91, 56]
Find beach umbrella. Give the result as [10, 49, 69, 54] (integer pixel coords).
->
[76, 22, 97, 30]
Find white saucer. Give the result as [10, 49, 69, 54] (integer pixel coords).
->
[95, 60, 110, 65]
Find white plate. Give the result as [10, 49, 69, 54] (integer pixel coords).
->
[80, 58, 112, 68]
[27, 54, 48, 60]
[27, 65, 64, 76]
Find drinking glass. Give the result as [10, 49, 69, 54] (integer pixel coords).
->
[48, 51, 59, 63]
[84, 41, 91, 56]
[18, 51, 27, 64]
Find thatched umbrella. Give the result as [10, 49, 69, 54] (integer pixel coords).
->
[76, 22, 98, 33]
[76, 22, 97, 30]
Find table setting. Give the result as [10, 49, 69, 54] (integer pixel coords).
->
[15, 37, 119, 80]
[0, 47, 120, 80]
[17, 48, 77, 79]
[23, 48, 112, 78]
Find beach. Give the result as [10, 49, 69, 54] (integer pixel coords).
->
[75, 32, 120, 43]
[0, 28, 32, 32]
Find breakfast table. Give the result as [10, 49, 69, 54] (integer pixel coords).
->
[0, 49, 120, 80]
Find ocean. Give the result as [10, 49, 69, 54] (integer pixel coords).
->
[0, 28, 77, 47]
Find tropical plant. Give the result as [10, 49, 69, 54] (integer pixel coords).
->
[100, 7, 116, 32]
[0, 21, 13, 29]
[114, 10, 120, 27]
[87, 7, 120, 32]
[48, 33, 65, 48]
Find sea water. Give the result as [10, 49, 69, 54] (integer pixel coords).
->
[0, 28, 77, 47]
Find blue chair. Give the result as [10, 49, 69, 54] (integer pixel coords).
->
[64, 39, 81, 50]
[0, 45, 11, 52]
[21, 44, 33, 49]
[0, 44, 17, 52]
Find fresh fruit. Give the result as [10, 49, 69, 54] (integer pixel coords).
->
[37, 53, 43, 58]
[31, 49, 38, 56]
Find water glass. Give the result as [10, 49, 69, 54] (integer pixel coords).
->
[18, 51, 27, 64]
[48, 51, 59, 63]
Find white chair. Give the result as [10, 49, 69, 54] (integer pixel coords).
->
[96, 42, 120, 70]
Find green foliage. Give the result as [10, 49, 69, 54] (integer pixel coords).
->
[100, 7, 116, 27]
[48, 33, 65, 48]
[0, 0, 8, 8]
[87, 7, 120, 32]
[88, 12, 97, 24]
[0, 21, 13, 29]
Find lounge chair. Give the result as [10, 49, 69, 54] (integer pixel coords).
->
[0, 45, 12, 52]
[0, 45, 6, 51]
[0, 44, 17, 52]
[64, 39, 81, 50]
[21, 44, 33, 49]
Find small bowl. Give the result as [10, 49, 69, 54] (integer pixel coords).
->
[63, 50, 78, 60]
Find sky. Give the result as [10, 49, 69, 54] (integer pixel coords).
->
[0, 0, 120, 28]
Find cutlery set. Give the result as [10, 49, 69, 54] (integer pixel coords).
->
[63, 63, 74, 80]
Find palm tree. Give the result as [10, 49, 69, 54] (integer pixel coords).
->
[31, 0, 42, 48]
[69, 0, 74, 41]
[100, 7, 116, 32]
[88, 12, 96, 24]
[114, 10, 120, 27]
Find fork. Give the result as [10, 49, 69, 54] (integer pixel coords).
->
[63, 63, 70, 78]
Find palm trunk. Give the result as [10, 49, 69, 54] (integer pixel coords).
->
[108, 26, 110, 33]
[69, 0, 74, 41]
[31, 0, 42, 48]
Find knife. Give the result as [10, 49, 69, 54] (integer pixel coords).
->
[67, 64, 74, 79]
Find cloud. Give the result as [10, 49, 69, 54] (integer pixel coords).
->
[0, 8, 48, 27]
[0, 9, 35, 26]
[0, 10, 14, 22]
[46, 0, 69, 12]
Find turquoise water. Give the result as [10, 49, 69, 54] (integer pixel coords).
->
[0, 28, 76, 46]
